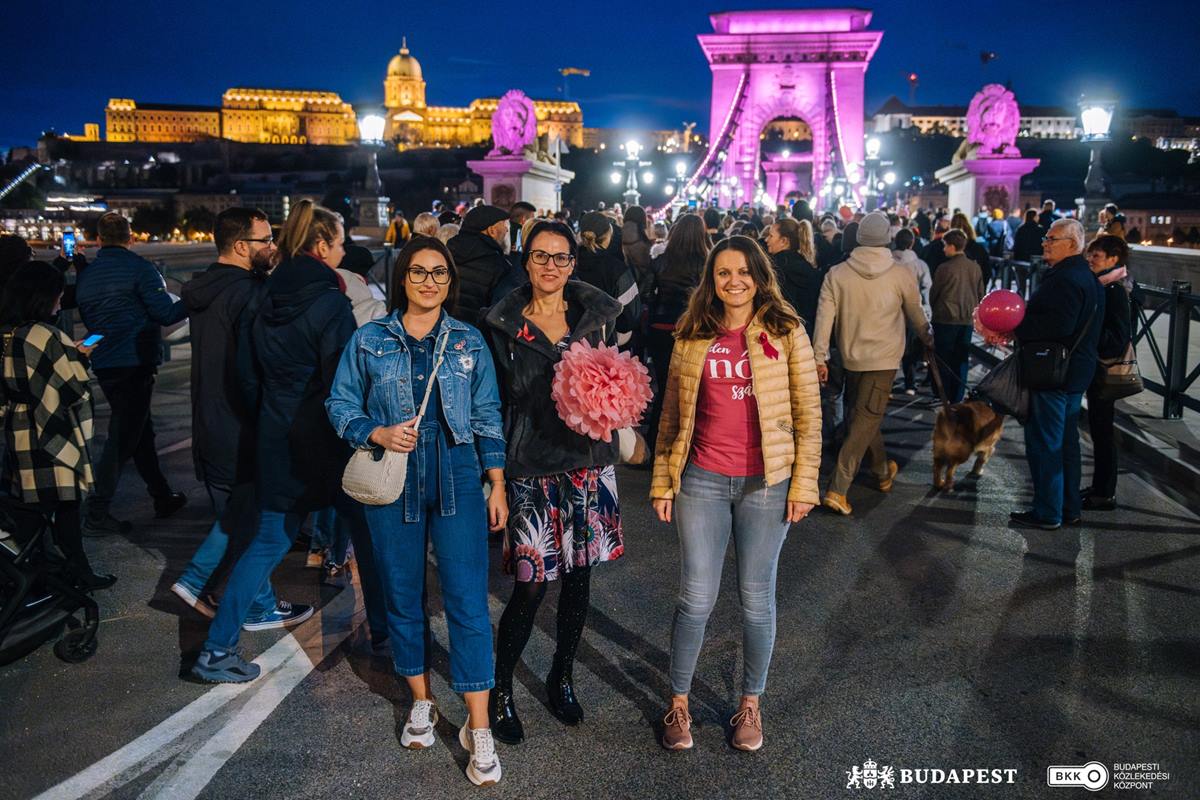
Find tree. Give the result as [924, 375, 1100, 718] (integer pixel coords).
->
[131, 206, 172, 239]
[181, 206, 216, 238]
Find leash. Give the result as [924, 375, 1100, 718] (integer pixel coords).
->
[924, 344, 952, 412]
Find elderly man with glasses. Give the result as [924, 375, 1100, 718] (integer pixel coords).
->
[1009, 218, 1104, 530]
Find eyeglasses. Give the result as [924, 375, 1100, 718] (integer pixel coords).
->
[240, 236, 274, 244]
[528, 250, 575, 269]
[407, 267, 451, 285]
[1041, 236, 1070, 243]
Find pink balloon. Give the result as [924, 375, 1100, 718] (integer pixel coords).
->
[977, 290, 1026, 334]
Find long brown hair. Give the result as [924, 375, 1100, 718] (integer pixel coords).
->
[658, 213, 710, 291]
[276, 199, 343, 261]
[950, 212, 976, 242]
[674, 235, 800, 340]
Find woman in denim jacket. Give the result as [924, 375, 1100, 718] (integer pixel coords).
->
[326, 238, 507, 787]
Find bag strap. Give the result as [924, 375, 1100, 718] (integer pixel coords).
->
[1066, 299, 1099, 359]
[412, 330, 450, 426]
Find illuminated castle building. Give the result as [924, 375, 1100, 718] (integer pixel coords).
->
[104, 88, 357, 145]
[383, 38, 583, 149]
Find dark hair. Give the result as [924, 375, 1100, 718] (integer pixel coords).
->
[511, 201, 536, 216]
[0, 261, 65, 326]
[774, 218, 803, 252]
[578, 211, 613, 252]
[703, 207, 722, 230]
[659, 214, 710, 291]
[624, 206, 649, 243]
[1024, 208, 1038, 223]
[1103, 203, 1120, 216]
[841, 221, 859, 253]
[97, 212, 132, 246]
[520, 221, 577, 268]
[894, 228, 915, 251]
[943, 229, 968, 250]
[214, 207, 269, 254]
[675, 235, 800, 340]
[1086, 233, 1130, 265]
[389, 237, 459, 314]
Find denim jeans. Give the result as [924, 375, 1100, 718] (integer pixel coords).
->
[933, 322, 972, 403]
[364, 429, 493, 693]
[669, 464, 791, 696]
[177, 482, 276, 618]
[309, 505, 351, 564]
[204, 509, 304, 653]
[1023, 389, 1084, 524]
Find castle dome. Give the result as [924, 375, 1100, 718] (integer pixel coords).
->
[387, 38, 422, 79]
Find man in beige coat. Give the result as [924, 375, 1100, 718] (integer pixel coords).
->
[813, 211, 932, 515]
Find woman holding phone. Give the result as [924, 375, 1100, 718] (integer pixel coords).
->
[326, 237, 508, 787]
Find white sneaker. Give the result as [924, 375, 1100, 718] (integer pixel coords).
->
[400, 700, 438, 749]
[458, 724, 502, 786]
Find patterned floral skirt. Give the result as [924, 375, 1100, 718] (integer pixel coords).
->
[503, 465, 623, 582]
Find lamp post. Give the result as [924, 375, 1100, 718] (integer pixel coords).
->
[1078, 95, 1115, 227]
[356, 114, 390, 229]
[864, 137, 881, 210]
[614, 140, 652, 206]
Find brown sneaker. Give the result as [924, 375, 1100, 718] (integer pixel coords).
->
[878, 460, 899, 492]
[661, 705, 693, 750]
[730, 704, 763, 751]
[822, 492, 852, 516]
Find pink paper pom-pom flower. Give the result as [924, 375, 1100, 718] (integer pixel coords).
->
[551, 341, 653, 442]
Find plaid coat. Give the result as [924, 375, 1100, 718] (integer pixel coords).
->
[1, 322, 95, 503]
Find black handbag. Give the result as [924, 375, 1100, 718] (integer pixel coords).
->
[975, 352, 1029, 424]
[1091, 342, 1144, 401]
[1018, 302, 1097, 391]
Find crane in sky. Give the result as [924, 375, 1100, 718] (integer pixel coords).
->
[559, 67, 591, 101]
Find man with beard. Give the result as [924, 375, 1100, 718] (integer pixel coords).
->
[171, 208, 302, 625]
[447, 204, 516, 325]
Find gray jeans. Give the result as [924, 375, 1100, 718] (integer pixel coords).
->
[669, 464, 791, 696]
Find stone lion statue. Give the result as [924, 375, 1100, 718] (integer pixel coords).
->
[960, 83, 1021, 159]
[489, 89, 538, 156]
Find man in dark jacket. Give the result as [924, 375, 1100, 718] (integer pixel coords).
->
[447, 204, 513, 324]
[1010, 218, 1104, 530]
[76, 212, 187, 536]
[170, 208, 284, 619]
[929, 230, 985, 402]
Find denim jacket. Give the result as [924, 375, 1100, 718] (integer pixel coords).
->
[326, 310, 505, 472]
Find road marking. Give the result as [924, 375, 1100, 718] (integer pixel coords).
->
[33, 579, 362, 800]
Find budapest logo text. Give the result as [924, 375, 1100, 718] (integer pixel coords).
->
[847, 759, 1017, 789]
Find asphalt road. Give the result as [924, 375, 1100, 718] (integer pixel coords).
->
[1, 354, 1196, 800]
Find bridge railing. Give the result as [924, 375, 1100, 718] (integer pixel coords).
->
[972, 256, 1198, 419]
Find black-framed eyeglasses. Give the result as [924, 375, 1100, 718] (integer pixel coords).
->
[407, 267, 451, 285]
[1041, 236, 1069, 243]
[239, 236, 274, 244]
[528, 250, 575, 269]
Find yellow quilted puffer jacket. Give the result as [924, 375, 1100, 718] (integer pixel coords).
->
[650, 311, 822, 505]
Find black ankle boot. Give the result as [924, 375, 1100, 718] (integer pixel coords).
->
[546, 661, 584, 726]
[489, 687, 524, 744]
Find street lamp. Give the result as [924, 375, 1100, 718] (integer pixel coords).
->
[1078, 95, 1115, 226]
[613, 140, 652, 206]
[356, 114, 389, 228]
[865, 137, 882, 210]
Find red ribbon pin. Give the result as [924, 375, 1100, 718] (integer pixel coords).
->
[517, 322, 536, 342]
[759, 331, 779, 360]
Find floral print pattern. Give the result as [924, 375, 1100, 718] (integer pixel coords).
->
[503, 465, 623, 582]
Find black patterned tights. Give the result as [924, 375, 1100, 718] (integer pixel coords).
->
[494, 567, 591, 690]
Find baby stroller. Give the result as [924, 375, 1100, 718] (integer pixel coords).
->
[0, 495, 99, 665]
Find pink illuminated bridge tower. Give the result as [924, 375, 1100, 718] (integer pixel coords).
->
[690, 9, 883, 207]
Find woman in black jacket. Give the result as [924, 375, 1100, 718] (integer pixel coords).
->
[193, 200, 357, 683]
[763, 217, 822, 337]
[484, 221, 623, 744]
[575, 211, 641, 348]
[1083, 234, 1133, 510]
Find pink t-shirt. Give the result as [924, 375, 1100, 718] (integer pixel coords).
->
[690, 326, 764, 477]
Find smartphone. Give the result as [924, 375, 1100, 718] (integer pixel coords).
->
[62, 230, 76, 258]
[81, 333, 104, 347]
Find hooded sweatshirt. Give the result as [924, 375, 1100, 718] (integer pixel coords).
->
[813, 245, 931, 372]
[182, 262, 266, 486]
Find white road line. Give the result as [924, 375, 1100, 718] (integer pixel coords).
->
[34, 580, 363, 800]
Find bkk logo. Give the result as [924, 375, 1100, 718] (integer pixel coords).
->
[846, 759, 1018, 789]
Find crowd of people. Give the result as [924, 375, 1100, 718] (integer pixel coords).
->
[0, 185, 1137, 785]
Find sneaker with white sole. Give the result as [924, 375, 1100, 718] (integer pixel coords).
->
[242, 600, 314, 631]
[458, 724, 502, 786]
[191, 649, 260, 683]
[400, 699, 438, 749]
[171, 581, 218, 619]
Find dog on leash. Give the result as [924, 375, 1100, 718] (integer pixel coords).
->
[932, 400, 1005, 491]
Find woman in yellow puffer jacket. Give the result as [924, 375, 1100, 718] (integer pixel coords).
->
[650, 235, 821, 753]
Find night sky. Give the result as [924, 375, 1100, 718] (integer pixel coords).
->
[5, 0, 1198, 151]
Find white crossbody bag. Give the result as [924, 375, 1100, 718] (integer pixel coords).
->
[342, 332, 449, 505]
